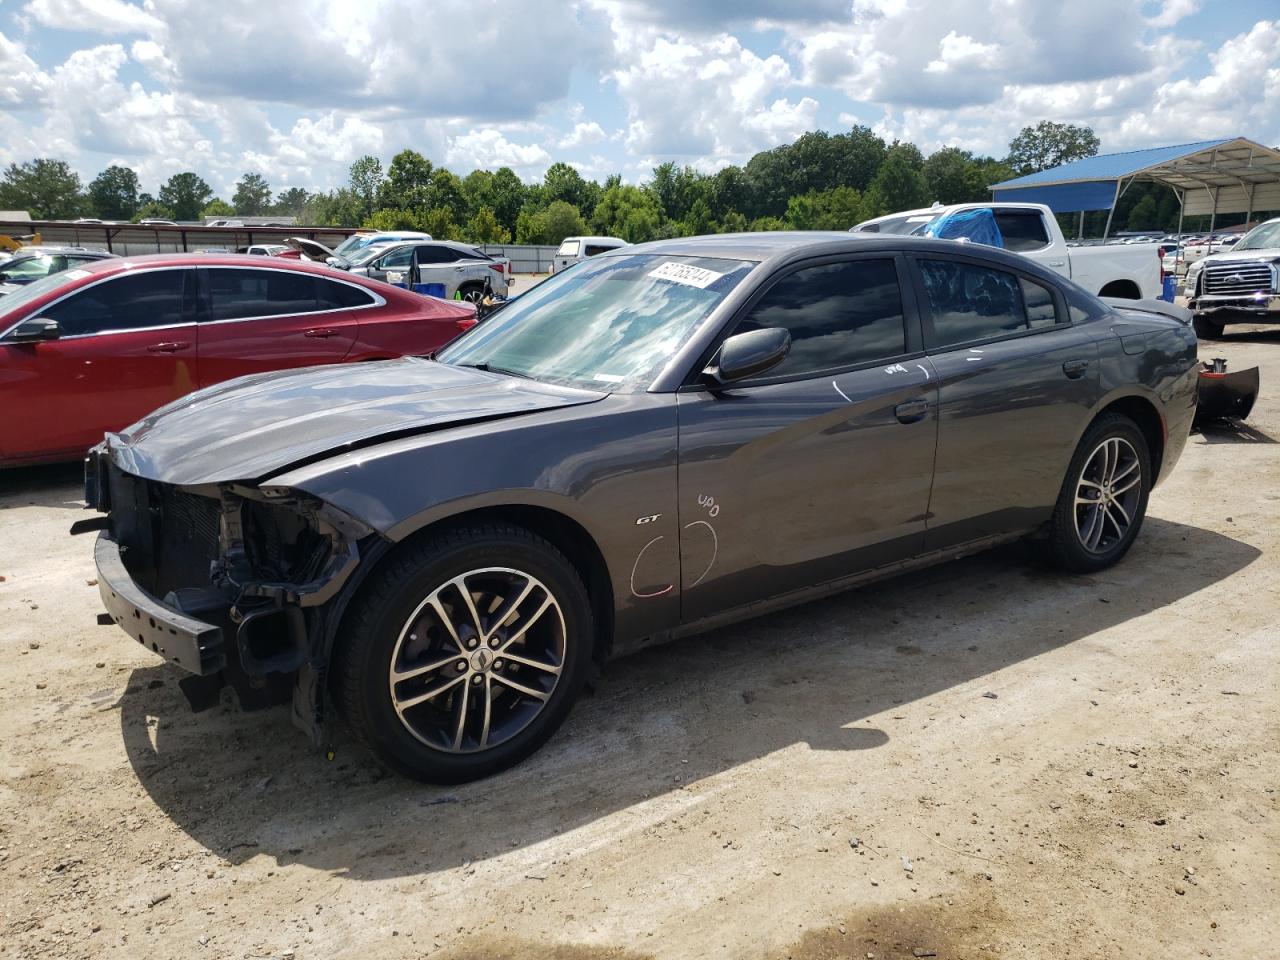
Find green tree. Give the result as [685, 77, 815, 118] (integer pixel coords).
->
[232, 173, 272, 215]
[348, 155, 385, 222]
[0, 159, 83, 219]
[201, 198, 235, 218]
[272, 187, 310, 220]
[419, 206, 459, 240]
[542, 200, 587, 244]
[592, 185, 661, 243]
[462, 167, 528, 234]
[542, 162, 598, 216]
[428, 168, 466, 222]
[785, 186, 864, 230]
[379, 149, 433, 211]
[717, 210, 748, 233]
[132, 200, 174, 222]
[86, 164, 140, 220]
[1006, 121, 1100, 175]
[861, 142, 927, 218]
[749, 216, 787, 231]
[677, 198, 715, 236]
[363, 208, 419, 231]
[157, 172, 213, 221]
[466, 205, 511, 243]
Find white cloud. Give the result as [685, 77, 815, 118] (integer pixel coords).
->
[559, 121, 607, 149]
[608, 21, 819, 167]
[1149, 0, 1201, 28]
[445, 129, 551, 178]
[0, 31, 50, 108]
[24, 0, 162, 35]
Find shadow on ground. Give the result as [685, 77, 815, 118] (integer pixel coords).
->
[116, 516, 1258, 880]
[0, 462, 84, 510]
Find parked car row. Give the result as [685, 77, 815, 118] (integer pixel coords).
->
[0, 246, 118, 296]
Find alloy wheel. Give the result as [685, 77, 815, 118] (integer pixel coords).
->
[1073, 436, 1142, 554]
[387, 567, 566, 753]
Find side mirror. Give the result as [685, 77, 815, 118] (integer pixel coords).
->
[707, 327, 791, 384]
[8, 317, 61, 343]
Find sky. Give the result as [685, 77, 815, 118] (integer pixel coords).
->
[0, 0, 1277, 198]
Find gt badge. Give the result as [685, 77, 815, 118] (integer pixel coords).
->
[635, 514, 662, 525]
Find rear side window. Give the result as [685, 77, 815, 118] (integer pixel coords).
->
[315, 277, 375, 309]
[734, 258, 907, 377]
[557, 240, 581, 257]
[207, 268, 318, 321]
[918, 260, 1058, 347]
[42, 269, 189, 336]
[584, 244, 615, 257]
[415, 245, 456, 264]
[993, 211, 1050, 252]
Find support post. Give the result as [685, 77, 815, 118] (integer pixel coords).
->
[1102, 178, 1124, 240]
[1077, 210, 1084, 239]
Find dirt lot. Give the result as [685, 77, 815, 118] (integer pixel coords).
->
[1, 329, 1277, 960]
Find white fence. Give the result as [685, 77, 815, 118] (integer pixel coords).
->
[478, 244, 559, 274]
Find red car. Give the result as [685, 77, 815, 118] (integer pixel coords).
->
[0, 254, 477, 467]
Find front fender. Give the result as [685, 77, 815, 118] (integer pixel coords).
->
[267, 394, 683, 646]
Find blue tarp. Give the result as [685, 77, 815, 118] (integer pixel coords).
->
[924, 207, 1005, 247]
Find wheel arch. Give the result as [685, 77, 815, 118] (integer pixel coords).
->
[1098, 278, 1141, 299]
[1088, 393, 1165, 481]
[326, 502, 616, 669]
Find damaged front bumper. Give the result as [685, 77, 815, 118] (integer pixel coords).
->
[78, 444, 379, 728]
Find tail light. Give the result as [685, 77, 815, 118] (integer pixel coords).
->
[1157, 246, 1167, 281]
[456, 317, 478, 331]
[489, 262, 506, 276]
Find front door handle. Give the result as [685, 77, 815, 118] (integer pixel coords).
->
[1047, 260, 1066, 267]
[147, 340, 191, 353]
[894, 398, 929, 424]
[304, 328, 339, 338]
[1062, 358, 1090, 379]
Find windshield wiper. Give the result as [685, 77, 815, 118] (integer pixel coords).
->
[455, 361, 534, 380]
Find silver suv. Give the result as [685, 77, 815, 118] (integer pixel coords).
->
[346, 240, 510, 301]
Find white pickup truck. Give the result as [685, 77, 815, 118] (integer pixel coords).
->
[852, 202, 1161, 300]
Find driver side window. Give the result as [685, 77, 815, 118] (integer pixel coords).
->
[733, 258, 908, 379]
[40, 269, 190, 336]
[378, 247, 412, 269]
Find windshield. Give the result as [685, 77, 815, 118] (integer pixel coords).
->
[333, 234, 378, 258]
[557, 239, 581, 257]
[856, 213, 938, 236]
[0, 269, 86, 316]
[348, 243, 398, 266]
[437, 253, 754, 392]
[1234, 220, 1280, 251]
[0, 255, 57, 282]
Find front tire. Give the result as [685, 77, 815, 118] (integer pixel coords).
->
[1193, 315, 1224, 340]
[333, 523, 594, 783]
[1042, 414, 1151, 573]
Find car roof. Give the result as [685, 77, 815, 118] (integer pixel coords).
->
[13, 246, 115, 257]
[603, 230, 1073, 278]
[562, 235, 626, 246]
[56, 251, 389, 281]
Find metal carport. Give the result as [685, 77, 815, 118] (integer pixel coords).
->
[989, 137, 1280, 238]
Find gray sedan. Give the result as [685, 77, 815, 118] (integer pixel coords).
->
[80, 231, 1198, 783]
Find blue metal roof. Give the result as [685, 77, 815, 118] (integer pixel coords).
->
[991, 139, 1233, 189]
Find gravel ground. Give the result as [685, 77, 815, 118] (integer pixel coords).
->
[0, 326, 1277, 960]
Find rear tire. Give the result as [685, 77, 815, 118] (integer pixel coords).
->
[459, 283, 485, 304]
[1193, 315, 1224, 340]
[1042, 414, 1151, 573]
[333, 523, 594, 783]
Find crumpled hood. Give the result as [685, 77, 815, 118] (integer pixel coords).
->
[105, 357, 606, 485]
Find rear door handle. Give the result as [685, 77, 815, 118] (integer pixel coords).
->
[1047, 260, 1066, 267]
[894, 398, 930, 424]
[304, 328, 339, 338]
[1062, 358, 1090, 379]
[147, 340, 191, 353]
